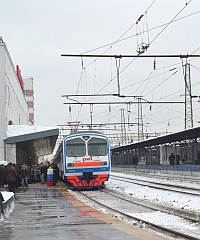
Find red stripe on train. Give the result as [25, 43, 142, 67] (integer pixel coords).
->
[67, 174, 109, 187]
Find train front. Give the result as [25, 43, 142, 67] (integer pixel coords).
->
[63, 132, 111, 189]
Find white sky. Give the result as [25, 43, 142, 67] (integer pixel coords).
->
[0, 1, 200, 135]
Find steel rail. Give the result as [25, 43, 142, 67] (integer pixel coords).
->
[110, 175, 200, 196]
[75, 190, 200, 240]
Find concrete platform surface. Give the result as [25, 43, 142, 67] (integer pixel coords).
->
[0, 182, 169, 240]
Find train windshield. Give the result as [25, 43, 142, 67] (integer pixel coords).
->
[88, 137, 107, 156]
[66, 138, 85, 157]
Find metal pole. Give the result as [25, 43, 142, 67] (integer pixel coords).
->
[61, 54, 200, 58]
[64, 101, 184, 105]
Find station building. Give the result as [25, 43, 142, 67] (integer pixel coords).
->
[0, 38, 59, 165]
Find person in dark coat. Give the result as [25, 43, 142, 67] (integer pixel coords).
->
[0, 164, 5, 188]
[53, 163, 59, 185]
[31, 164, 38, 184]
[176, 154, 180, 165]
[20, 164, 28, 190]
[169, 153, 175, 165]
[5, 163, 17, 193]
[39, 163, 46, 184]
[13, 163, 20, 188]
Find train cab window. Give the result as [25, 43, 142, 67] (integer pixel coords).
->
[88, 137, 107, 156]
[66, 138, 86, 157]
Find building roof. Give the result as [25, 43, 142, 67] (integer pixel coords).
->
[4, 125, 59, 157]
[111, 127, 200, 153]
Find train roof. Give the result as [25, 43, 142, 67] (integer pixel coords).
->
[67, 130, 104, 136]
[54, 130, 107, 158]
[111, 126, 200, 153]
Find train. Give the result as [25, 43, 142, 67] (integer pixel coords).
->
[54, 131, 111, 189]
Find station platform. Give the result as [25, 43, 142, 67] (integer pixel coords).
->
[0, 182, 169, 240]
[113, 165, 200, 177]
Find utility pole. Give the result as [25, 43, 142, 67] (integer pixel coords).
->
[120, 108, 127, 145]
[137, 98, 144, 141]
[90, 104, 93, 130]
[184, 63, 193, 129]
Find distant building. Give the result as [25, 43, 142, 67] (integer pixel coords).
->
[0, 41, 29, 161]
[0, 40, 58, 164]
[23, 77, 34, 124]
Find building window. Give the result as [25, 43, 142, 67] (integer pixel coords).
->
[28, 101, 34, 108]
[28, 90, 34, 96]
[24, 90, 28, 96]
[29, 113, 34, 120]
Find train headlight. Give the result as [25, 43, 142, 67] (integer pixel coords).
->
[67, 163, 74, 167]
[100, 161, 107, 166]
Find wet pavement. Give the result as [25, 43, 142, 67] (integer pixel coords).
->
[0, 182, 168, 240]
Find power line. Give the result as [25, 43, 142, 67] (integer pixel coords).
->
[80, 11, 199, 55]
[149, 0, 192, 45]
[61, 0, 195, 130]
[91, 1, 194, 97]
[80, 0, 156, 65]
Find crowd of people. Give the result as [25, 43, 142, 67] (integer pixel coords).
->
[0, 162, 59, 194]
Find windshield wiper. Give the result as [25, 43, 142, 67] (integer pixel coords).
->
[97, 148, 103, 158]
[71, 151, 77, 159]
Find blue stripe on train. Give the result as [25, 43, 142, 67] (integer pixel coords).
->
[66, 167, 110, 173]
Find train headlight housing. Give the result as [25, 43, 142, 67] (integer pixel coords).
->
[67, 163, 74, 167]
[100, 161, 107, 166]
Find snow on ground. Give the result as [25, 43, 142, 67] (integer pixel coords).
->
[1, 191, 14, 202]
[70, 171, 200, 239]
[1, 171, 200, 237]
[108, 172, 200, 213]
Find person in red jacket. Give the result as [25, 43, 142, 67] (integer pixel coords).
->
[5, 163, 17, 193]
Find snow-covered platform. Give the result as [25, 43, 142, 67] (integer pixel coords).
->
[0, 182, 168, 240]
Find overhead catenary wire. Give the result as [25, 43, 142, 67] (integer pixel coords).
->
[79, 11, 199, 55]
[69, 1, 196, 107]
[66, 2, 195, 105]
[78, 67, 199, 130]
[69, 1, 156, 110]
[149, 0, 192, 45]
[88, 0, 194, 97]
[80, 0, 156, 67]
[70, 65, 189, 128]
[63, 0, 197, 131]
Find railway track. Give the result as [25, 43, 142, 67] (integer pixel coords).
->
[70, 188, 200, 240]
[103, 187, 200, 221]
[110, 174, 200, 196]
[109, 172, 200, 220]
[113, 168, 200, 183]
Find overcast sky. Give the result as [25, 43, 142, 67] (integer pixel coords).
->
[0, 0, 200, 136]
